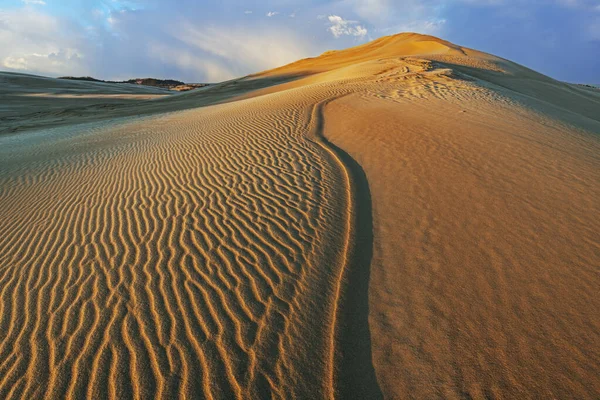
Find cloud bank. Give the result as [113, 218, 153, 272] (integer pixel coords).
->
[0, 0, 598, 83]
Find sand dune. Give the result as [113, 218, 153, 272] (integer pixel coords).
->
[1, 33, 599, 399]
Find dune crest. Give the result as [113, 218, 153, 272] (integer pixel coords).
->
[1, 33, 599, 399]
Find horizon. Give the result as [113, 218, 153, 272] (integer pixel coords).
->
[1, 1, 600, 84]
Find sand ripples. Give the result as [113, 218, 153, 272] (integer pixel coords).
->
[0, 86, 360, 399]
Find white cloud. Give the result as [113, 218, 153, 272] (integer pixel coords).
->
[348, 0, 391, 23]
[147, 42, 236, 82]
[166, 22, 315, 77]
[3, 56, 28, 70]
[0, 9, 87, 76]
[21, 0, 46, 5]
[556, 0, 594, 8]
[588, 18, 600, 40]
[327, 15, 368, 38]
[0, 4, 319, 82]
[1, 0, 598, 83]
[386, 18, 447, 35]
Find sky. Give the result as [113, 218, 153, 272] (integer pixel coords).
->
[1, 0, 599, 83]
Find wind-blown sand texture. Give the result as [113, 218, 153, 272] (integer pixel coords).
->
[1, 33, 599, 399]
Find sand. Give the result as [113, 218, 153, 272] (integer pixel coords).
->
[1, 33, 599, 399]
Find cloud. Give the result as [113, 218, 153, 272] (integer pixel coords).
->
[21, 0, 46, 5]
[327, 15, 368, 38]
[168, 22, 314, 76]
[347, 0, 391, 23]
[0, 0, 599, 83]
[147, 42, 236, 82]
[588, 18, 600, 41]
[555, 0, 600, 8]
[0, 9, 86, 76]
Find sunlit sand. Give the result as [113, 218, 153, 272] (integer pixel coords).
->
[1, 33, 599, 399]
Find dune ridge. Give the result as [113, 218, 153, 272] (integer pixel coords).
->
[1, 33, 599, 398]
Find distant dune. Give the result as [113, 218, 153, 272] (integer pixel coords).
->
[58, 76, 209, 91]
[0, 33, 599, 399]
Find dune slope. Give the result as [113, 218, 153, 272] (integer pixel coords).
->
[0, 83, 370, 399]
[1, 33, 599, 399]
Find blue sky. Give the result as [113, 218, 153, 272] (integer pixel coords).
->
[1, 0, 599, 83]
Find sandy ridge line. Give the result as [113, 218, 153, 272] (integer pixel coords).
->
[307, 95, 381, 399]
[307, 98, 352, 400]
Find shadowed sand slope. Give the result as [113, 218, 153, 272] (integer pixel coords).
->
[0, 71, 309, 135]
[1, 33, 600, 399]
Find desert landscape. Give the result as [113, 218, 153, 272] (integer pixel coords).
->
[1, 33, 599, 399]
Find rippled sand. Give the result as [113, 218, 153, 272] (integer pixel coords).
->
[1, 33, 599, 399]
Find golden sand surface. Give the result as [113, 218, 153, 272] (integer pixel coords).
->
[1, 33, 599, 399]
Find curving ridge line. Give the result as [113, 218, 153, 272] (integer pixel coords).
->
[0, 91, 368, 399]
[308, 98, 383, 400]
